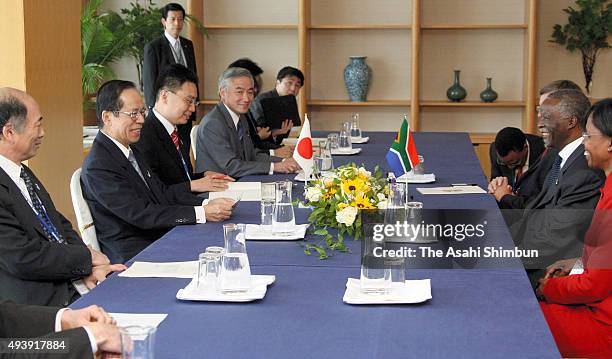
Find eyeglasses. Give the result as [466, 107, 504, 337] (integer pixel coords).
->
[582, 132, 608, 141]
[496, 155, 524, 168]
[114, 108, 147, 120]
[168, 90, 200, 107]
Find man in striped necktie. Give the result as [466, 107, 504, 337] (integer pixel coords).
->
[0, 87, 126, 306]
[135, 63, 233, 192]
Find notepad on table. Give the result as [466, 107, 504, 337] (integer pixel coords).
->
[208, 182, 262, 201]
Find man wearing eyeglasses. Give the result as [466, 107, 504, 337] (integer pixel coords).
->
[134, 64, 233, 192]
[81, 80, 234, 264]
[488, 127, 548, 208]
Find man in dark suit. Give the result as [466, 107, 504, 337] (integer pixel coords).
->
[143, 3, 197, 150]
[0, 302, 121, 358]
[195, 67, 300, 178]
[487, 127, 551, 210]
[81, 80, 234, 264]
[134, 64, 233, 190]
[510, 89, 605, 287]
[249, 66, 304, 152]
[0, 88, 125, 306]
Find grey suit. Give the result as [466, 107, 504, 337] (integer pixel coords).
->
[195, 103, 280, 178]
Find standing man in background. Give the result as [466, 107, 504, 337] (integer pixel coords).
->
[143, 3, 197, 150]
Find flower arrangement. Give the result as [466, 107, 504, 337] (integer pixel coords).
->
[303, 163, 388, 259]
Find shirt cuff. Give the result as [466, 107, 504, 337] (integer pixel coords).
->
[269, 149, 275, 156]
[54, 308, 68, 332]
[195, 199, 209, 223]
[82, 326, 99, 354]
[269, 162, 274, 175]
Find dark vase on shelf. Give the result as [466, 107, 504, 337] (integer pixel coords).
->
[343, 56, 371, 102]
[480, 77, 498, 103]
[446, 69, 467, 102]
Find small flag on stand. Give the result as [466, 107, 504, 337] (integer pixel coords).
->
[386, 115, 420, 177]
[293, 114, 314, 179]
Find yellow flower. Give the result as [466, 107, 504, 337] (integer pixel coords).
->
[337, 202, 349, 210]
[352, 193, 375, 209]
[342, 178, 365, 194]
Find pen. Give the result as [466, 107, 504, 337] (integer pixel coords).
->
[212, 175, 227, 180]
[451, 183, 478, 187]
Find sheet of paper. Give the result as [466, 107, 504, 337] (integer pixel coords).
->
[119, 261, 197, 278]
[416, 186, 486, 195]
[110, 313, 168, 329]
[208, 182, 262, 201]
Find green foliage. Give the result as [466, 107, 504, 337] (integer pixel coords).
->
[550, 0, 612, 93]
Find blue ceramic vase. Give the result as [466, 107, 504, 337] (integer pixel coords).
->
[446, 69, 467, 102]
[480, 77, 498, 102]
[344, 56, 371, 102]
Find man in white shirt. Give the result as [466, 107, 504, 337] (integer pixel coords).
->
[0, 88, 126, 306]
[0, 302, 121, 358]
[81, 80, 234, 264]
[195, 67, 300, 178]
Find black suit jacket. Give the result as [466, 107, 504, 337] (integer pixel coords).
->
[0, 166, 91, 306]
[81, 133, 203, 264]
[511, 143, 605, 271]
[498, 148, 558, 210]
[143, 34, 198, 150]
[0, 302, 92, 358]
[133, 111, 201, 187]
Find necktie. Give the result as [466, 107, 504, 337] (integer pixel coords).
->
[20, 168, 65, 243]
[128, 149, 149, 187]
[544, 155, 562, 188]
[236, 119, 247, 160]
[174, 41, 185, 66]
[171, 128, 180, 151]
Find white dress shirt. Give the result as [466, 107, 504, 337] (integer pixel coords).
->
[558, 136, 583, 169]
[0, 153, 33, 207]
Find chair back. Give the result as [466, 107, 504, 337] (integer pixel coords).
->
[190, 124, 199, 160]
[70, 168, 100, 251]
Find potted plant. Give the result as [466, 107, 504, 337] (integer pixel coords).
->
[550, 0, 612, 94]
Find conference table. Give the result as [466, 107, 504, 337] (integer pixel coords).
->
[72, 132, 560, 358]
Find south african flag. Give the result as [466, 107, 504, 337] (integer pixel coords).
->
[385, 116, 420, 177]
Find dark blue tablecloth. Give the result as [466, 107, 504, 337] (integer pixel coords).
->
[73, 132, 560, 358]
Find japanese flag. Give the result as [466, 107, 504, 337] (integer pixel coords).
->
[293, 114, 314, 179]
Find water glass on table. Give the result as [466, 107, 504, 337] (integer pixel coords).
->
[120, 325, 156, 359]
[350, 113, 362, 138]
[260, 182, 276, 227]
[320, 140, 334, 170]
[272, 181, 295, 234]
[412, 155, 426, 175]
[338, 128, 353, 152]
[197, 252, 219, 290]
[326, 133, 339, 150]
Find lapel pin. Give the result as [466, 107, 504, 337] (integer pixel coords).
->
[147, 171, 151, 178]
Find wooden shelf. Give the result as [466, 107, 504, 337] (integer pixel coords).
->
[309, 24, 411, 30]
[205, 24, 297, 30]
[308, 100, 411, 106]
[421, 24, 527, 30]
[420, 101, 524, 107]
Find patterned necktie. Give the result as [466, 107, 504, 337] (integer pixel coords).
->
[544, 155, 562, 188]
[174, 41, 186, 66]
[171, 128, 180, 151]
[128, 149, 149, 187]
[20, 168, 65, 243]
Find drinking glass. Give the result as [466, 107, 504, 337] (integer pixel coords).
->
[320, 140, 334, 170]
[120, 325, 156, 359]
[326, 133, 339, 150]
[350, 113, 362, 138]
[219, 224, 251, 293]
[260, 183, 275, 227]
[360, 223, 391, 294]
[197, 252, 219, 290]
[413, 155, 425, 175]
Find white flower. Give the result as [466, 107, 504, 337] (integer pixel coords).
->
[358, 167, 371, 178]
[336, 206, 358, 226]
[377, 200, 387, 209]
[377, 193, 386, 201]
[305, 187, 322, 202]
